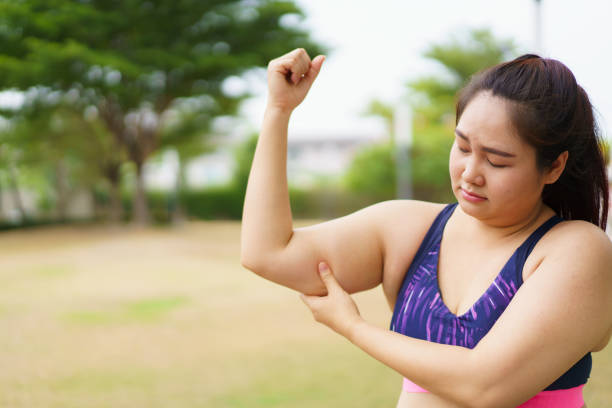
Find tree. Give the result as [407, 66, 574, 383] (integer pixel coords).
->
[409, 28, 515, 125]
[1, 96, 125, 222]
[0, 0, 325, 224]
[157, 106, 218, 223]
[350, 28, 516, 201]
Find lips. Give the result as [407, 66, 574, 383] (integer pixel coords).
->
[460, 187, 486, 202]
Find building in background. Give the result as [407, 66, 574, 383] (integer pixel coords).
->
[286, 130, 386, 188]
[145, 129, 388, 190]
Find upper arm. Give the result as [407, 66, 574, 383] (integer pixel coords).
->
[472, 222, 612, 407]
[243, 200, 442, 296]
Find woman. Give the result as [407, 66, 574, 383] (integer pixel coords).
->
[240, 49, 612, 407]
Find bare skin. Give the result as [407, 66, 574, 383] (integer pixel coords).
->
[241, 49, 612, 408]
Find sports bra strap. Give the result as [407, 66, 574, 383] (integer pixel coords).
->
[513, 214, 563, 285]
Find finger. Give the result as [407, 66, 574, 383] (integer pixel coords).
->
[273, 57, 308, 85]
[318, 262, 340, 292]
[291, 58, 311, 84]
[290, 71, 304, 85]
[269, 50, 309, 81]
[295, 55, 324, 89]
[305, 55, 325, 81]
[284, 48, 310, 84]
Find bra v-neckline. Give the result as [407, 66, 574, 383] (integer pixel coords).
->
[431, 239, 519, 319]
[432, 206, 556, 319]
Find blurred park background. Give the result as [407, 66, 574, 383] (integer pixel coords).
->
[0, 0, 611, 407]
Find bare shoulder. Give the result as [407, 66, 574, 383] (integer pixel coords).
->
[541, 220, 612, 266]
[532, 219, 612, 308]
[350, 199, 444, 230]
[526, 220, 612, 351]
[369, 200, 447, 308]
[531, 220, 612, 286]
[306, 199, 444, 237]
[370, 199, 446, 239]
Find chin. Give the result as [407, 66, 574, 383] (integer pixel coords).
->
[455, 193, 490, 219]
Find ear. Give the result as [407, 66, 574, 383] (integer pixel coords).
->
[543, 151, 569, 185]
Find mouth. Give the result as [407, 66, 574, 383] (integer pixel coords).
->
[460, 187, 486, 202]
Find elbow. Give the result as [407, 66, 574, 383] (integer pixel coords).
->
[447, 390, 493, 408]
[449, 356, 514, 408]
[448, 386, 487, 408]
[470, 391, 515, 408]
[240, 235, 264, 273]
[459, 382, 515, 408]
[240, 248, 277, 280]
[240, 250, 265, 275]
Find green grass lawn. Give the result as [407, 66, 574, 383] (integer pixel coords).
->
[0, 222, 609, 407]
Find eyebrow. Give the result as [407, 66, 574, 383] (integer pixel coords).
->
[454, 129, 516, 158]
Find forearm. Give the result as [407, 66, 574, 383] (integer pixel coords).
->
[349, 320, 486, 407]
[241, 107, 294, 265]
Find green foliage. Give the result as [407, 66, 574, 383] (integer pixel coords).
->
[0, 0, 326, 106]
[116, 186, 379, 222]
[363, 99, 394, 133]
[0, 0, 326, 223]
[600, 139, 610, 166]
[409, 28, 516, 124]
[0, 101, 123, 220]
[179, 186, 245, 220]
[231, 133, 259, 193]
[411, 124, 455, 202]
[343, 142, 396, 200]
[425, 29, 516, 84]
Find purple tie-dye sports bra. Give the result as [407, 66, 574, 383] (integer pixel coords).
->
[390, 203, 591, 391]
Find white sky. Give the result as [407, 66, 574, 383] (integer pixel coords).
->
[241, 0, 612, 140]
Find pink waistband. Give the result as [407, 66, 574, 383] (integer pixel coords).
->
[402, 378, 585, 407]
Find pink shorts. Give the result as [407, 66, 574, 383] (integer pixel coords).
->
[403, 378, 585, 407]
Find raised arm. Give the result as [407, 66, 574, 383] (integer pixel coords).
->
[240, 49, 440, 296]
[240, 48, 383, 295]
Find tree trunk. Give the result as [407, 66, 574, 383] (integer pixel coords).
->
[132, 161, 150, 225]
[7, 164, 27, 222]
[99, 100, 156, 226]
[108, 178, 123, 224]
[103, 161, 123, 224]
[171, 155, 186, 225]
[55, 159, 69, 222]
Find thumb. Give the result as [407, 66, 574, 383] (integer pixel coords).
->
[303, 55, 325, 84]
[318, 261, 339, 292]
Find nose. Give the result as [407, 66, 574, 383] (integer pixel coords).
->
[462, 156, 485, 187]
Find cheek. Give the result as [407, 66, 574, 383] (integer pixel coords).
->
[489, 168, 540, 199]
[448, 147, 462, 181]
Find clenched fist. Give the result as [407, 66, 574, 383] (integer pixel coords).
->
[266, 48, 325, 113]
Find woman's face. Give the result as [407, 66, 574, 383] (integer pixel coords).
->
[449, 91, 548, 226]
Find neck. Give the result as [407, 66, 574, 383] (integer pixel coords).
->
[456, 201, 552, 242]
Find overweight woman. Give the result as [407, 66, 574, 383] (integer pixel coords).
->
[240, 49, 612, 408]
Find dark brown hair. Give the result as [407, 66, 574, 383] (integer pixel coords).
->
[456, 54, 609, 229]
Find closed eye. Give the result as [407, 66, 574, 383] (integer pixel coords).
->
[487, 159, 507, 168]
